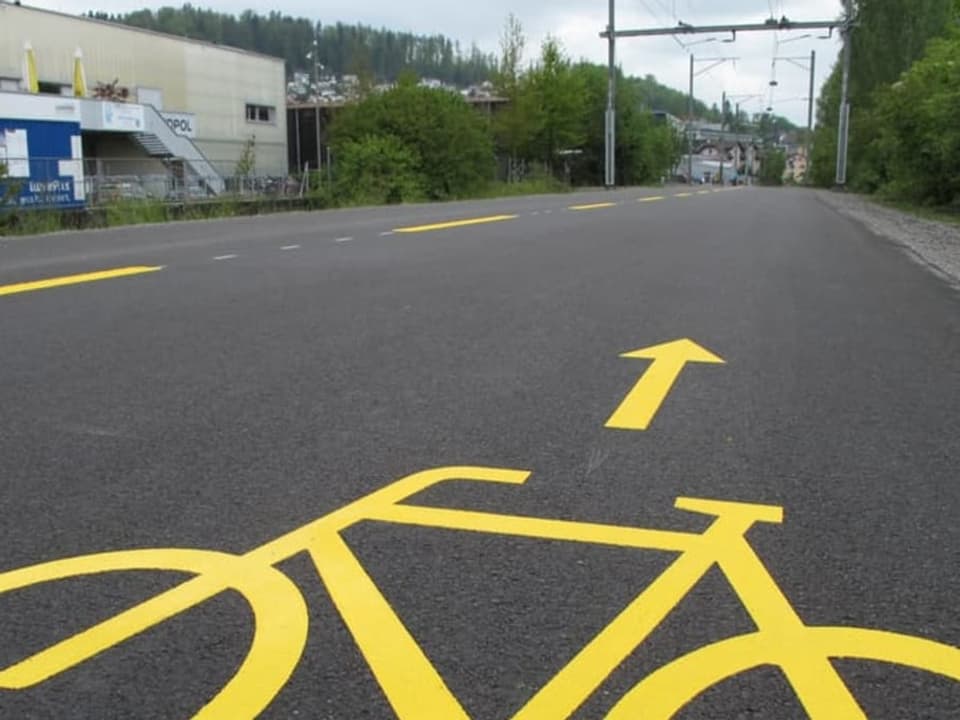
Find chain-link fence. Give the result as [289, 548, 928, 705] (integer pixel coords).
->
[1, 156, 312, 210]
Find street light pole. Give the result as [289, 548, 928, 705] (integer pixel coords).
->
[835, 0, 853, 187]
[604, 0, 616, 188]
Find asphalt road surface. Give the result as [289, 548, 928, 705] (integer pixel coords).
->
[1, 187, 958, 719]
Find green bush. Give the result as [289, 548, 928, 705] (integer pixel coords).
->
[873, 30, 960, 205]
[331, 82, 495, 200]
[334, 135, 427, 205]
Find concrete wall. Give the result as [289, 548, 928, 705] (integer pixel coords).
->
[0, 3, 287, 175]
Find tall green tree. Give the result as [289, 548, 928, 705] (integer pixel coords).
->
[492, 14, 540, 178]
[568, 63, 679, 186]
[872, 28, 960, 204]
[811, 0, 957, 189]
[526, 38, 586, 168]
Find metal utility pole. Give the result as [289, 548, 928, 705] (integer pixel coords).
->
[604, 0, 616, 188]
[806, 49, 816, 181]
[835, 0, 853, 187]
[687, 57, 738, 184]
[600, 13, 841, 185]
[718, 90, 726, 184]
[687, 53, 694, 184]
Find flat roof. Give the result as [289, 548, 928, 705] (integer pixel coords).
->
[2, 2, 285, 63]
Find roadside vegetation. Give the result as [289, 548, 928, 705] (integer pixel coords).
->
[812, 0, 960, 213]
[328, 16, 683, 206]
[3, 13, 717, 235]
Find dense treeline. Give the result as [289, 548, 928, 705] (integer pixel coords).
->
[633, 74, 715, 122]
[87, 6, 497, 85]
[327, 18, 683, 204]
[89, 4, 769, 121]
[812, 0, 960, 206]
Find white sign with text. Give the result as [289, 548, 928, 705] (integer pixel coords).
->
[161, 112, 197, 138]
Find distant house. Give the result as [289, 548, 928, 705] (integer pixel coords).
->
[675, 139, 760, 184]
[784, 147, 808, 183]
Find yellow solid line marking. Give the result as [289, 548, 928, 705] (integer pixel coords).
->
[0, 266, 164, 297]
[393, 215, 517, 233]
[674, 192, 693, 198]
[638, 196, 665, 203]
[696, 190, 711, 195]
[569, 202, 617, 211]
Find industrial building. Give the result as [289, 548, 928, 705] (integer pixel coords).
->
[0, 1, 287, 207]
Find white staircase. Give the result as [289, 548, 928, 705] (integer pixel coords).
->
[138, 104, 225, 195]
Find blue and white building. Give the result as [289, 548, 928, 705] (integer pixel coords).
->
[1, 1, 288, 208]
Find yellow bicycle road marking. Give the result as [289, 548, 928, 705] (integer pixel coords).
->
[568, 202, 618, 211]
[605, 338, 726, 431]
[0, 266, 164, 297]
[393, 215, 518, 233]
[0, 466, 957, 719]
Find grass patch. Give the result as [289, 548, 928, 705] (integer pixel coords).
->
[874, 197, 960, 227]
[105, 199, 170, 227]
[0, 178, 585, 236]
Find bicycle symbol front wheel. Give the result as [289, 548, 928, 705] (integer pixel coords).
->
[606, 626, 960, 719]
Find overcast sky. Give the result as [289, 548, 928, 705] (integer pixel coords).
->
[27, 0, 844, 125]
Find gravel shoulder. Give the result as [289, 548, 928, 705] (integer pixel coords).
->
[816, 190, 960, 289]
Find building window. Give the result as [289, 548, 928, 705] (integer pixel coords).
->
[245, 104, 275, 124]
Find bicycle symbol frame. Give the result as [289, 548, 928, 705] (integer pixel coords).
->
[1, 466, 958, 718]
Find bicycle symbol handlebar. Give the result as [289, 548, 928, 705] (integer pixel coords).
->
[1, 466, 958, 719]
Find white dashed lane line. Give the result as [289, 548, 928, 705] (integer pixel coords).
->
[206, 192, 743, 263]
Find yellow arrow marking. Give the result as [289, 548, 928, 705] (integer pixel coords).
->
[569, 202, 617, 211]
[605, 339, 725, 431]
[393, 215, 517, 233]
[0, 266, 164, 297]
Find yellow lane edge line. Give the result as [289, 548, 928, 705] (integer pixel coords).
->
[638, 196, 665, 203]
[674, 192, 693, 198]
[569, 202, 618, 211]
[0, 266, 165, 297]
[696, 190, 711, 195]
[393, 215, 518, 233]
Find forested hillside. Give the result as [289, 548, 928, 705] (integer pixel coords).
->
[87, 3, 755, 123]
[86, 7, 497, 85]
[812, 0, 959, 206]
